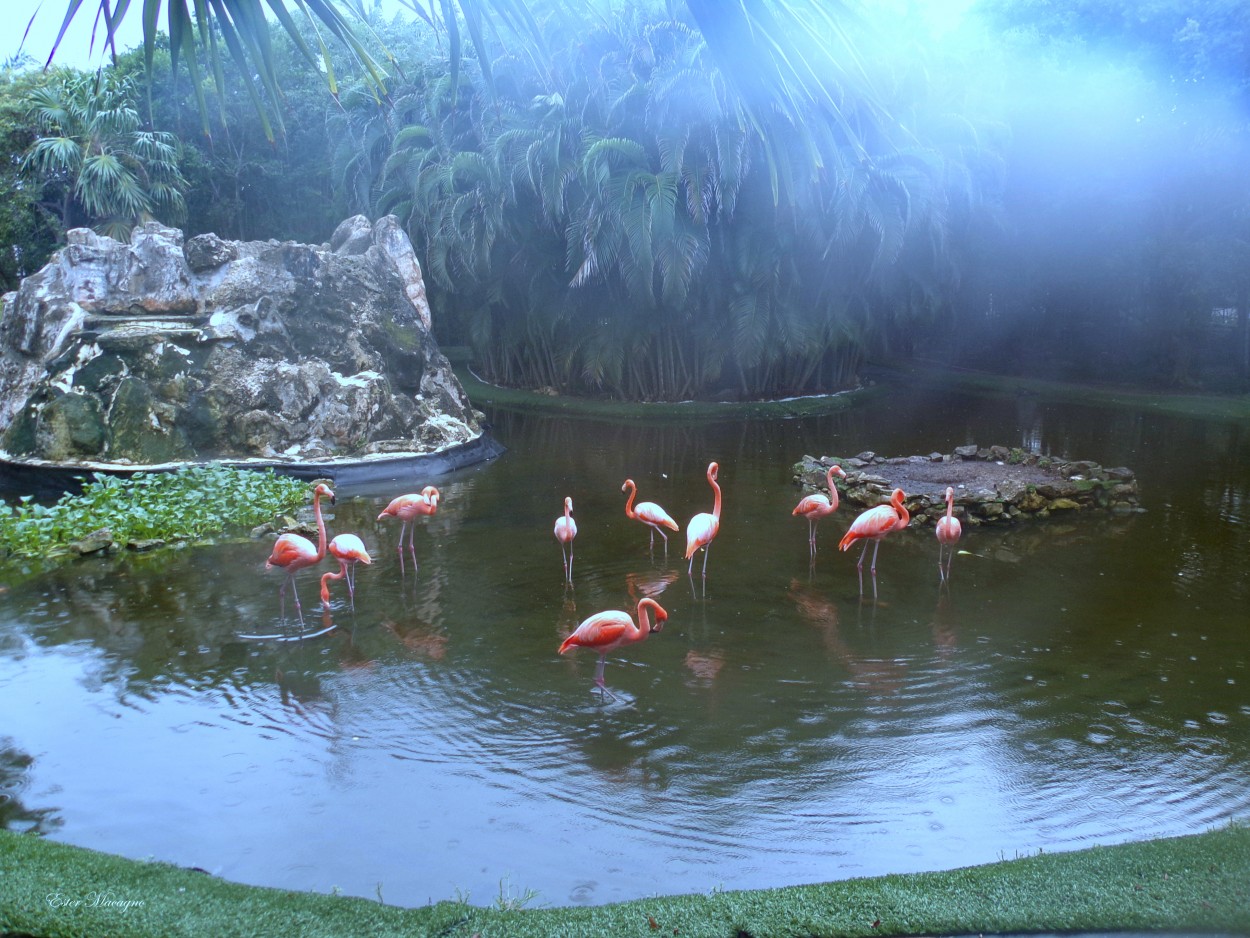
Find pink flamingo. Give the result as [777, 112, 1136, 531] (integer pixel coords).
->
[622, 478, 679, 554]
[685, 461, 722, 576]
[553, 496, 577, 582]
[265, 482, 334, 625]
[377, 485, 440, 553]
[558, 597, 668, 699]
[839, 487, 910, 595]
[792, 463, 847, 557]
[935, 486, 963, 582]
[320, 533, 372, 607]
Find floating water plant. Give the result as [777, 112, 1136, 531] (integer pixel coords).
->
[0, 465, 308, 560]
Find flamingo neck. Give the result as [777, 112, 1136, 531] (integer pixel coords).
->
[893, 491, 910, 528]
[313, 491, 328, 560]
[709, 473, 721, 521]
[946, 492, 954, 519]
[636, 599, 658, 636]
[826, 468, 839, 508]
[623, 481, 637, 519]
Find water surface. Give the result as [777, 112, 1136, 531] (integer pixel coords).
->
[1, 385, 1247, 908]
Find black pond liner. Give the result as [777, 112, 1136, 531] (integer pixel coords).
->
[0, 433, 507, 501]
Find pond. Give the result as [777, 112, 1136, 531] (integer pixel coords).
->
[1, 384, 1248, 909]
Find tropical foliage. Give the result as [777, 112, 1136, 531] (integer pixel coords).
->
[14, 0, 1250, 396]
[20, 69, 187, 239]
[327, 5, 993, 400]
[0, 62, 63, 290]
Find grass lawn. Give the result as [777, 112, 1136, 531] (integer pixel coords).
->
[2, 823, 1248, 937]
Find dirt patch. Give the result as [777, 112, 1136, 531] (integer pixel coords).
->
[859, 455, 1059, 499]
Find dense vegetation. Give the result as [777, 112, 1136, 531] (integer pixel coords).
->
[4, 0, 1249, 399]
[0, 465, 307, 560]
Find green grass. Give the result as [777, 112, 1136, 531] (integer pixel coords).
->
[3, 823, 1248, 937]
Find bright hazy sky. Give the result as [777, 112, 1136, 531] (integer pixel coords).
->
[10, 0, 149, 70]
[9, 0, 977, 72]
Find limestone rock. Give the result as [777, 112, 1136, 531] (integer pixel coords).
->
[0, 217, 481, 468]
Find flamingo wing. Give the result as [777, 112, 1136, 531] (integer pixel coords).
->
[267, 533, 317, 570]
[330, 534, 372, 564]
[559, 611, 634, 654]
[380, 494, 438, 521]
[793, 493, 832, 518]
[838, 505, 899, 551]
[685, 513, 719, 558]
[636, 502, 679, 531]
[554, 517, 578, 542]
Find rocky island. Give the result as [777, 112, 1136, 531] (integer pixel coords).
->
[794, 444, 1141, 527]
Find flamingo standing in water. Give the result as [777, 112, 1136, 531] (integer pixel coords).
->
[839, 487, 909, 595]
[935, 486, 963, 583]
[792, 463, 848, 557]
[685, 461, 722, 577]
[265, 482, 335, 625]
[621, 478, 679, 554]
[558, 597, 668, 699]
[377, 485, 440, 554]
[320, 533, 372, 607]
[553, 496, 577, 582]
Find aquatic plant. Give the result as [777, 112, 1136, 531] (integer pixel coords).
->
[0, 464, 308, 559]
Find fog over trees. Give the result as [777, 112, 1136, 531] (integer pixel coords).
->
[5, 0, 1248, 398]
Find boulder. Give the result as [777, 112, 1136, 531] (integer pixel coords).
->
[0, 217, 483, 470]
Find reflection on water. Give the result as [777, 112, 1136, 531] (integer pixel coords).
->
[0, 386, 1248, 908]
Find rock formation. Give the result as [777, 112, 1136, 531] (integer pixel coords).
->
[794, 445, 1141, 525]
[0, 216, 486, 472]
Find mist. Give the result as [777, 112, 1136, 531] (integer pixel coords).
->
[854, 0, 1250, 389]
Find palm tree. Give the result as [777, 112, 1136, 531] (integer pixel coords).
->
[22, 71, 187, 239]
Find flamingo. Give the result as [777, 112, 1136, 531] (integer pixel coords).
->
[320, 533, 372, 607]
[558, 597, 668, 699]
[935, 486, 963, 582]
[622, 478, 680, 554]
[792, 463, 848, 557]
[838, 487, 909, 595]
[554, 496, 577, 582]
[265, 482, 334, 625]
[684, 461, 722, 577]
[377, 485, 440, 553]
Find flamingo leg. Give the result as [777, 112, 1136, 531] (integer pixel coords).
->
[279, 573, 308, 626]
[870, 539, 882, 573]
[592, 655, 618, 702]
[701, 544, 711, 577]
